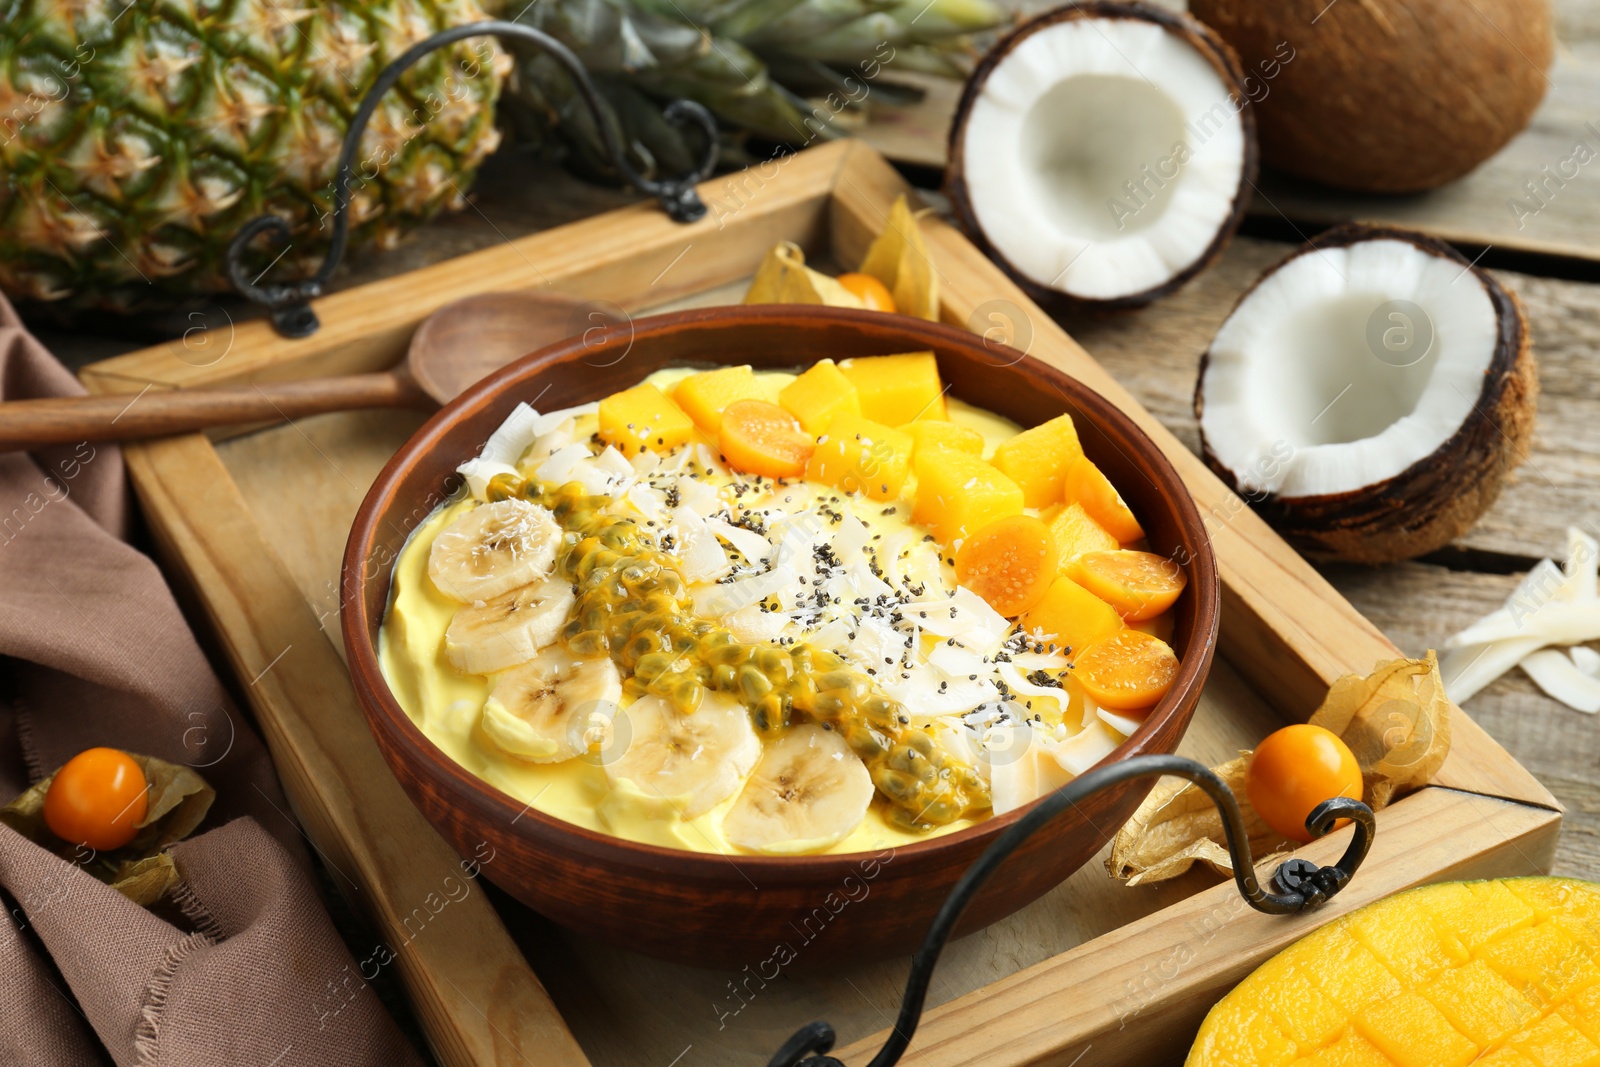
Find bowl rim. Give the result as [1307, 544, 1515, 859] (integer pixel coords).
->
[341, 304, 1220, 875]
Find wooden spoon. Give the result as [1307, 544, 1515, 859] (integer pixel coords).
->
[0, 290, 590, 452]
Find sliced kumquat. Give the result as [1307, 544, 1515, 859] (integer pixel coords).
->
[1071, 629, 1178, 710]
[718, 399, 815, 479]
[835, 272, 896, 313]
[1061, 455, 1144, 543]
[1068, 549, 1187, 622]
[955, 514, 1058, 616]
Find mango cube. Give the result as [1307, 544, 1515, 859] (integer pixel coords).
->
[907, 419, 985, 459]
[839, 352, 947, 425]
[672, 365, 766, 434]
[1020, 575, 1122, 655]
[805, 413, 912, 501]
[778, 359, 860, 435]
[1043, 501, 1119, 568]
[991, 413, 1084, 507]
[911, 450, 1023, 545]
[597, 384, 695, 456]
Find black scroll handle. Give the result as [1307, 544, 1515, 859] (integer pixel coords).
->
[224, 20, 718, 339]
[767, 753, 1375, 1067]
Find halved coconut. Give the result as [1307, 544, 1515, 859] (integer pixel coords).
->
[1196, 224, 1536, 564]
[946, 2, 1257, 307]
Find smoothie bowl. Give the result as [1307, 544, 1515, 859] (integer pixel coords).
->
[342, 305, 1219, 964]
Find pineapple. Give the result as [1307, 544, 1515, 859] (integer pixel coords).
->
[0, 0, 1003, 311]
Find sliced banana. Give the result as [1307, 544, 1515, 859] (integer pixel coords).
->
[444, 576, 576, 675]
[477, 647, 623, 763]
[722, 724, 873, 854]
[427, 499, 561, 603]
[604, 692, 761, 819]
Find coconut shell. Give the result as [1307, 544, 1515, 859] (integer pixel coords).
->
[945, 1, 1259, 309]
[1190, 0, 1552, 193]
[1195, 223, 1536, 565]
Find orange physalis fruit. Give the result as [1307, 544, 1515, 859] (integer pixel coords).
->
[835, 272, 896, 313]
[718, 399, 815, 479]
[1069, 549, 1187, 622]
[1244, 724, 1362, 844]
[1071, 629, 1178, 711]
[43, 747, 149, 851]
[955, 514, 1058, 617]
[1061, 455, 1144, 543]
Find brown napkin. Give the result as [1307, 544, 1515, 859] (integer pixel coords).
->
[0, 297, 423, 1067]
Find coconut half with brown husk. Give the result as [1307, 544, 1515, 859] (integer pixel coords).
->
[1196, 224, 1536, 564]
[1190, 0, 1552, 193]
[945, 2, 1257, 308]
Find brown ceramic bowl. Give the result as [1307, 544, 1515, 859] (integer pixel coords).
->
[343, 305, 1219, 966]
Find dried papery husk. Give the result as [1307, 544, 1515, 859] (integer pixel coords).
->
[0, 753, 214, 904]
[1109, 652, 1452, 885]
[743, 241, 866, 308]
[857, 194, 939, 320]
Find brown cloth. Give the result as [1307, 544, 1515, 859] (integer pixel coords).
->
[0, 297, 424, 1067]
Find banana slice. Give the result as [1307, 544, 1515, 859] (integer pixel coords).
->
[604, 692, 761, 819]
[444, 576, 576, 675]
[722, 724, 873, 854]
[477, 647, 623, 763]
[427, 499, 561, 603]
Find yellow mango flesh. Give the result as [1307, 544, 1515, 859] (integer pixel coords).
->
[991, 413, 1084, 508]
[839, 352, 947, 425]
[672, 365, 766, 434]
[1188, 878, 1600, 1067]
[805, 413, 912, 501]
[907, 419, 986, 460]
[1043, 501, 1120, 569]
[597, 384, 695, 456]
[778, 359, 861, 435]
[1019, 575, 1122, 655]
[910, 449, 1023, 546]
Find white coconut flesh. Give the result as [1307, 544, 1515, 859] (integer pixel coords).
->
[1200, 238, 1500, 499]
[960, 17, 1246, 300]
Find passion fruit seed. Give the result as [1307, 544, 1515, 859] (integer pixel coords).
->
[516, 477, 989, 829]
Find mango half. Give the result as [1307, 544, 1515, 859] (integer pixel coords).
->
[1188, 878, 1600, 1067]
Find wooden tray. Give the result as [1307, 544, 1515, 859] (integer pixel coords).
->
[81, 141, 1561, 1067]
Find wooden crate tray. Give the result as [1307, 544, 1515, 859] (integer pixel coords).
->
[81, 141, 1560, 1067]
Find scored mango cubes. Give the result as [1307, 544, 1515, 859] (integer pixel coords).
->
[1187, 877, 1600, 1067]
[911, 450, 1023, 546]
[806, 413, 912, 501]
[839, 352, 947, 425]
[778, 359, 860, 435]
[1020, 575, 1122, 655]
[991, 413, 1084, 507]
[672, 365, 767, 434]
[597, 383, 695, 456]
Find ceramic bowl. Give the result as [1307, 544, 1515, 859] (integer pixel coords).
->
[342, 305, 1219, 966]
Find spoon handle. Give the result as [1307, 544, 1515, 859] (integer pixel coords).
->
[0, 372, 431, 452]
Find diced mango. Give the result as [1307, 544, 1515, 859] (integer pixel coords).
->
[1062, 454, 1144, 543]
[672, 365, 766, 434]
[839, 352, 947, 425]
[907, 419, 985, 459]
[597, 383, 695, 456]
[910, 450, 1023, 545]
[1188, 879, 1600, 1067]
[991, 413, 1084, 507]
[805, 413, 912, 501]
[778, 359, 860, 435]
[1131, 611, 1174, 643]
[1019, 576, 1122, 655]
[1043, 501, 1120, 566]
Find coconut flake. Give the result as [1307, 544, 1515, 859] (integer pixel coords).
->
[1520, 649, 1600, 714]
[456, 458, 519, 500]
[1572, 646, 1600, 677]
[706, 518, 771, 563]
